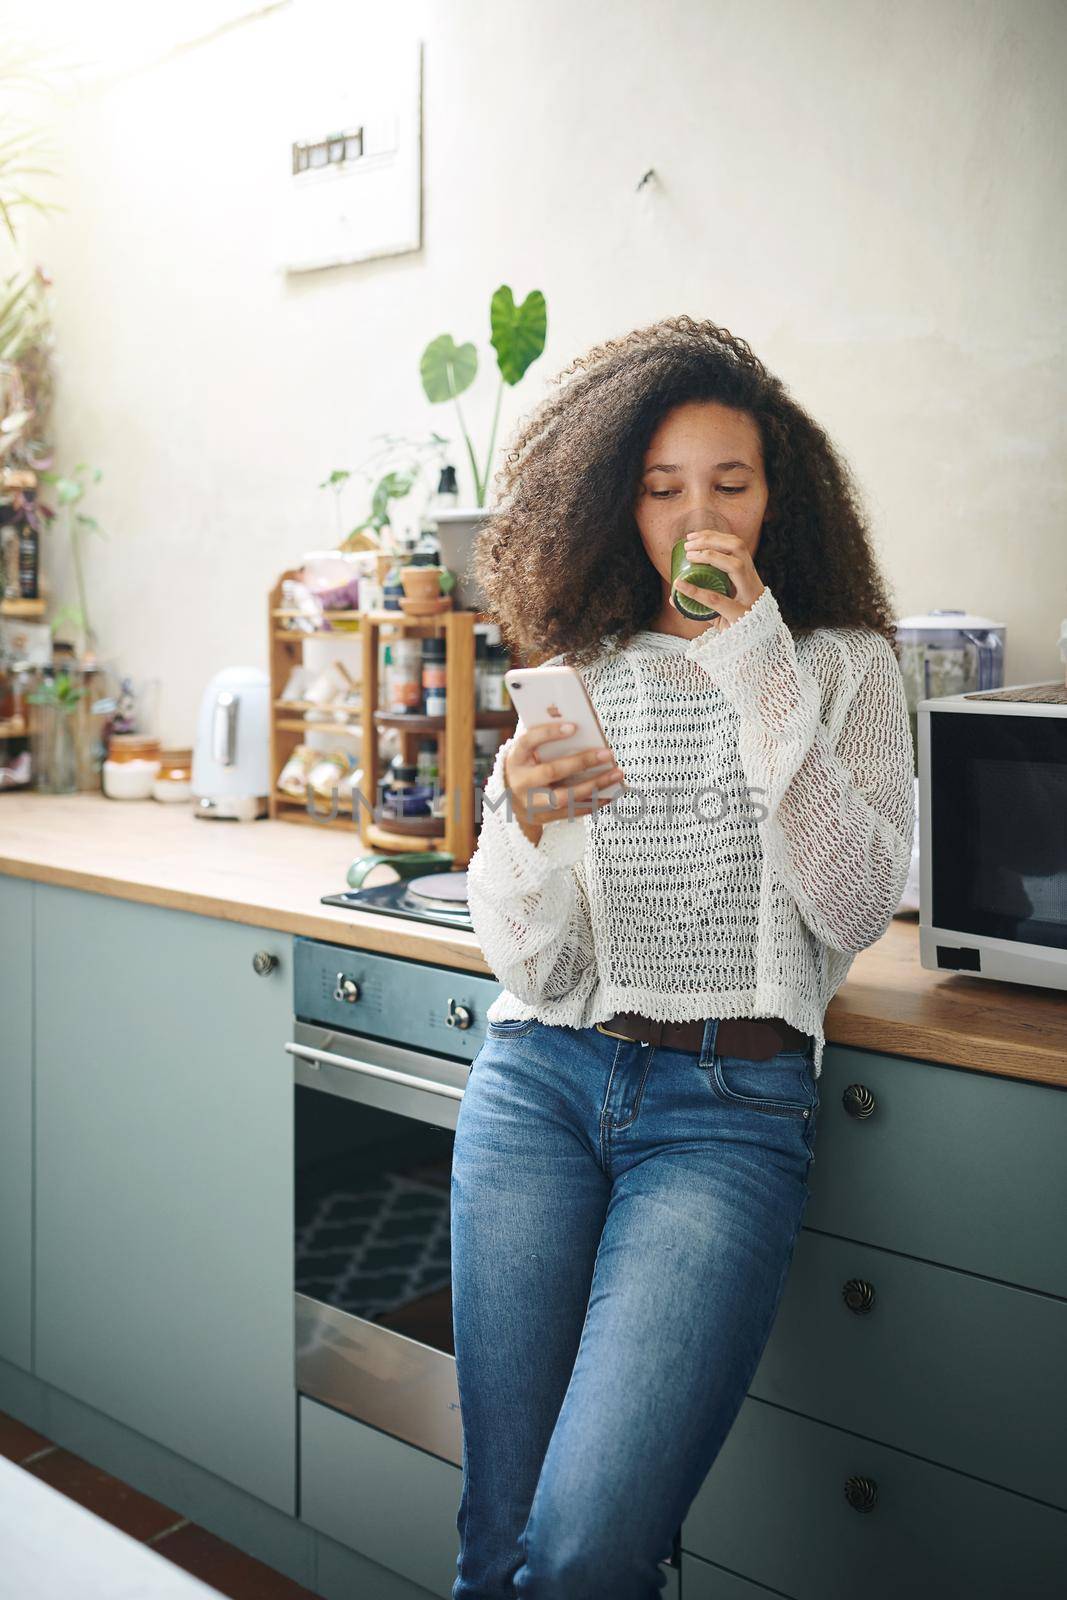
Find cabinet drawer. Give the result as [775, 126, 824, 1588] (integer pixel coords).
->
[300, 1398, 461, 1598]
[807, 1047, 1067, 1296]
[682, 1398, 1067, 1599]
[750, 1230, 1067, 1508]
[301, 1397, 680, 1598]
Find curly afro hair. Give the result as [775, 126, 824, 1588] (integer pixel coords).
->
[472, 314, 900, 669]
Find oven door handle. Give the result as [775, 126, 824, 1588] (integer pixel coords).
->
[284, 1041, 465, 1101]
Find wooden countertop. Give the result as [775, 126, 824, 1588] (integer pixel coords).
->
[2, 792, 1065, 1091]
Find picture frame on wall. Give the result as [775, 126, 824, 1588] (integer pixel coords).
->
[278, 36, 422, 273]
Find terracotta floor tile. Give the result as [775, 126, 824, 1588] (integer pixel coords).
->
[1, 1412, 322, 1596]
[24, 1444, 182, 1542]
[152, 1522, 323, 1599]
[0, 1410, 52, 1462]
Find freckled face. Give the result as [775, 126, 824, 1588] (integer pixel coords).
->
[633, 400, 770, 588]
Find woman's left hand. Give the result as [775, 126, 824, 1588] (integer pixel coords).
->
[674, 528, 766, 631]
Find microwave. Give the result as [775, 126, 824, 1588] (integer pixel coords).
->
[917, 680, 1067, 990]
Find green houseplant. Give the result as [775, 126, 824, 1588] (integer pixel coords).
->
[38, 462, 105, 663]
[320, 431, 448, 553]
[418, 284, 546, 608]
[419, 284, 546, 508]
[25, 668, 85, 793]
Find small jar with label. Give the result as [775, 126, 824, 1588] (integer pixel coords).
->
[388, 638, 423, 713]
[416, 738, 438, 787]
[103, 733, 162, 800]
[421, 636, 447, 718]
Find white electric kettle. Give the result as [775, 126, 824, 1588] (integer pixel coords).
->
[191, 666, 270, 821]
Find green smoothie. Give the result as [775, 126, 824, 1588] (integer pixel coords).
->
[670, 537, 732, 620]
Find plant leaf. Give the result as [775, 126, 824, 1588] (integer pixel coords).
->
[490, 285, 547, 386]
[419, 334, 477, 404]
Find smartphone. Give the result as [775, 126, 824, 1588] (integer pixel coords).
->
[503, 664, 625, 798]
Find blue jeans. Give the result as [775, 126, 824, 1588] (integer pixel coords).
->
[449, 1015, 820, 1600]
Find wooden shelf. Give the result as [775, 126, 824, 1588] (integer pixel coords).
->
[373, 708, 515, 732]
[273, 629, 361, 643]
[275, 717, 362, 735]
[267, 566, 523, 863]
[0, 596, 45, 618]
[271, 607, 363, 621]
[365, 819, 447, 852]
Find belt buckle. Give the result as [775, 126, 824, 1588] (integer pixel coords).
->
[595, 1021, 636, 1042]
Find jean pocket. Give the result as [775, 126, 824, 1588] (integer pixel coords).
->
[485, 1016, 539, 1039]
[709, 1050, 816, 1119]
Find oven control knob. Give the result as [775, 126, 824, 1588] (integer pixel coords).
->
[446, 999, 473, 1030]
[333, 974, 361, 1004]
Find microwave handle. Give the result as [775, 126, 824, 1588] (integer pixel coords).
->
[284, 1040, 465, 1101]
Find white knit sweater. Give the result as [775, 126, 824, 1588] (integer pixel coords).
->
[466, 583, 915, 1080]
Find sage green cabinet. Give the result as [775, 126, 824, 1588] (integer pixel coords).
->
[682, 1042, 1067, 1595]
[750, 1229, 1067, 1508]
[805, 1045, 1067, 1297]
[300, 1397, 681, 1600]
[32, 883, 295, 1513]
[683, 1396, 1067, 1599]
[0, 874, 33, 1371]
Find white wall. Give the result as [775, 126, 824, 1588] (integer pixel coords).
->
[16, 0, 1067, 742]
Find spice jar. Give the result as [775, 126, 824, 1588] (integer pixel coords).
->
[152, 748, 193, 803]
[103, 734, 162, 800]
[421, 636, 447, 718]
[388, 638, 423, 713]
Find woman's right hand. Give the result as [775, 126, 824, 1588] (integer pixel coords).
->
[504, 722, 624, 848]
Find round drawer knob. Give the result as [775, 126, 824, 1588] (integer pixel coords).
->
[842, 1082, 876, 1119]
[252, 950, 278, 976]
[844, 1475, 878, 1512]
[842, 1278, 876, 1315]
[446, 1001, 473, 1029]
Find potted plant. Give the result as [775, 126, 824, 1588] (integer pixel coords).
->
[25, 667, 85, 793]
[321, 430, 449, 555]
[0, 42, 63, 606]
[38, 461, 105, 666]
[419, 284, 546, 610]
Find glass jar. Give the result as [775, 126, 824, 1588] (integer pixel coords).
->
[388, 638, 423, 713]
[152, 749, 193, 803]
[102, 733, 161, 800]
[422, 636, 447, 717]
[30, 703, 79, 795]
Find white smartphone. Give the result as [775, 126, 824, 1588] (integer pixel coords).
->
[503, 664, 626, 798]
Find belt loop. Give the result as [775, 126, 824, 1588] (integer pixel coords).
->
[699, 1017, 718, 1067]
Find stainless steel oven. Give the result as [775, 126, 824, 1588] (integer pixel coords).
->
[287, 936, 502, 1467]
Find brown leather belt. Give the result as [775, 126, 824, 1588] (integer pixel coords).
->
[594, 1011, 812, 1061]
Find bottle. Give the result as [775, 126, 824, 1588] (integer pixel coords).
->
[416, 738, 438, 786]
[413, 516, 442, 563]
[482, 643, 512, 710]
[429, 465, 458, 518]
[474, 627, 490, 710]
[390, 638, 423, 712]
[381, 643, 393, 710]
[382, 555, 405, 612]
[421, 636, 447, 717]
[17, 490, 39, 601]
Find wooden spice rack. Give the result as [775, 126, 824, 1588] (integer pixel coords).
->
[267, 566, 526, 867]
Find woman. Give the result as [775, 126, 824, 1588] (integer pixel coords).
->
[450, 315, 914, 1600]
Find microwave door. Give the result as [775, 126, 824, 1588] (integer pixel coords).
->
[929, 711, 1067, 951]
